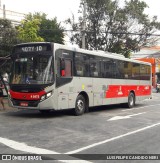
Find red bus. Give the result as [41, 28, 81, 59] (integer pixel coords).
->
[8, 42, 152, 115]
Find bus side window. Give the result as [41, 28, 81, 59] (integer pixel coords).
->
[60, 58, 65, 76]
[74, 53, 90, 77]
[90, 56, 100, 77]
[65, 59, 72, 77]
[60, 58, 72, 77]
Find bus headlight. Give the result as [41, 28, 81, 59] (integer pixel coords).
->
[40, 91, 53, 101]
[46, 92, 52, 98]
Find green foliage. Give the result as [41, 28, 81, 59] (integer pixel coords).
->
[66, 0, 160, 58]
[38, 17, 64, 44]
[0, 13, 65, 74]
[0, 15, 46, 73]
[17, 12, 64, 44]
[0, 19, 18, 57]
[17, 15, 44, 42]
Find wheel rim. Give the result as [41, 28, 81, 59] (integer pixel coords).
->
[129, 95, 134, 106]
[77, 99, 84, 112]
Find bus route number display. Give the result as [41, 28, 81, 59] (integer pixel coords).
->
[14, 45, 50, 53]
[22, 46, 43, 52]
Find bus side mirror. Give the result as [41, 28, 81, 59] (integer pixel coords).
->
[60, 58, 65, 77]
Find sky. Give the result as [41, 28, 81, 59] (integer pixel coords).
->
[0, 0, 160, 46]
[1, 0, 160, 22]
[0, 0, 81, 22]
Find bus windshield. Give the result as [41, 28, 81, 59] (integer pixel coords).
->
[10, 55, 54, 85]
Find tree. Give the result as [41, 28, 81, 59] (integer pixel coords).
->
[38, 17, 64, 44]
[17, 12, 64, 44]
[17, 15, 44, 42]
[66, 0, 160, 58]
[0, 19, 17, 57]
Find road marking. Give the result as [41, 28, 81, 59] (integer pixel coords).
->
[0, 137, 91, 163]
[108, 112, 146, 121]
[122, 104, 160, 111]
[65, 122, 160, 154]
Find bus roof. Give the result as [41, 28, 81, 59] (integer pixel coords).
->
[53, 43, 151, 66]
[13, 42, 151, 66]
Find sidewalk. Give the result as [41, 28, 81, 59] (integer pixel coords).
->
[0, 98, 16, 112]
[152, 88, 158, 93]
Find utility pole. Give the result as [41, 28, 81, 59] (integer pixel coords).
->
[3, 4, 6, 19]
[82, 0, 86, 49]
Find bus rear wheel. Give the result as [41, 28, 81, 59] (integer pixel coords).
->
[74, 95, 86, 116]
[127, 92, 135, 108]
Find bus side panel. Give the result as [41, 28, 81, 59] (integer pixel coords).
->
[56, 78, 151, 110]
[116, 80, 140, 104]
[108, 79, 129, 104]
[56, 82, 71, 110]
[92, 78, 113, 106]
[39, 93, 57, 110]
[56, 77, 94, 109]
[71, 77, 94, 108]
[103, 79, 151, 104]
[137, 80, 152, 101]
[36, 85, 58, 110]
[92, 78, 102, 106]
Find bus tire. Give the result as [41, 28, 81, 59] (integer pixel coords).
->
[74, 95, 86, 116]
[127, 92, 135, 108]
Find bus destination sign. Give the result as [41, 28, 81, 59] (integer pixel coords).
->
[22, 46, 44, 52]
[14, 44, 51, 53]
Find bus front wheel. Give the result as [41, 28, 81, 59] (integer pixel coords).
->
[74, 95, 86, 116]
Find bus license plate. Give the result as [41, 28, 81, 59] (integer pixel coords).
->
[20, 102, 28, 107]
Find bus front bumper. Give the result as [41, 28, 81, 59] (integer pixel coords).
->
[8, 96, 56, 110]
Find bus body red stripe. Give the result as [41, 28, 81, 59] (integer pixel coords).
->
[106, 85, 151, 98]
[9, 90, 46, 100]
[9, 85, 151, 101]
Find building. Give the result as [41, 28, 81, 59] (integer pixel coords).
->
[131, 46, 160, 87]
[0, 4, 25, 26]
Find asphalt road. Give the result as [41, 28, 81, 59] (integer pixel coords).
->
[0, 93, 160, 163]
